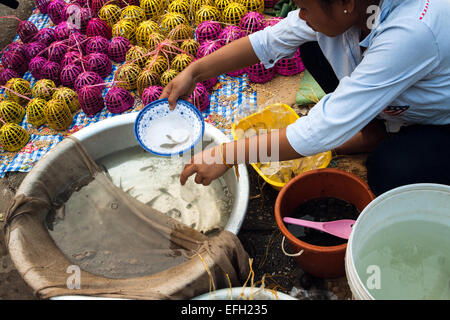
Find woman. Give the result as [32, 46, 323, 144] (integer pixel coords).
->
[161, 0, 450, 195]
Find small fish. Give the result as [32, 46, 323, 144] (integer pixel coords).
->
[139, 165, 155, 172]
[146, 194, 161, 206]
[166, 208, 182, 218]
[158, 187, 172, 197]
[159, 134, 189, 149]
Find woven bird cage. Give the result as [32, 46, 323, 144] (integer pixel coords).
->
[86, 36, 109, 55]
[116, 0, 140, 8]
[86, 18, 112, 39]
[264, 16, 283, 27]
[78, 8, 92, 34]
[275, 49, 305, 76]
[219, 25, 245, 44]
[45, 99, 73, 130]
[54, 21, 77, 41]
[47, 0, 67, 25]
[34, 27, 56, 47]
[160, 69, 179, 87]
[222, 2, 247, 25]
[0, 123, 29, 152]
[5, 78, 31, 105]
[42, 61, 62, 86]
[168, 0, 190, 18]
[140, 0, 164, 20]
[91, 0, 110, 16]
[0, 100, 25, 124]
[158, 39, 182, 60]
[160, 12, 189, 35]
[190, 0, 213, 15]
[86, 53, 113, 78]
[62, 51, 84, 67]
[47, 41, 68, 63]
[136, 69, 160, 96]
[141, 85, 163, 105]
[53, 87, 80, 113]
[115, 63, 142, 90]
[135, 20, 161, 48]
[120, 5, 146, 25]
[239, 11, 265, 35]
[145, 55, 169, 76]
[247, 62, 275, 83]
[2, 44, 28, 75]
[195, 5, 220, 25]
[0, 69, 20, 86]
[68, 32, 87, 55]
[105, 86, 135, 113]
[215, 0, 232, 11]
[31, 79, 56, 101]
[180, 39, 199, 58]
[25, 41, 47, 60]
[14, 19, 38, 43]
[36, 0, 51, 14]
[126, 46, 149, 69]
[74, 71, 104, 92]
[98, 4, 122, 28]
[195, 20, 222, 43]
[170, 53, 192, 72]
[201, 76, 218, 91]
[197, 39, 222, 58]
[264, 0, 277, 9]
[78, 86, 104, 117]
[167, 24, 193, 42]
[26, 98, 47, 127]
[113, 19, 137, 44]
[28, 57, 47, 80]
[60, 64, 83, 89]
[240, 0, 264, 13]
[145, 32, 165, 52]
[190, 82, 209, 112]
[108, 36, 131, 63]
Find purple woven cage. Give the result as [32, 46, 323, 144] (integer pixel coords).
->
[201, 77, 217, 91]
[73, 0, 87, 7]
[62, 51, 84, 67]
[239, 11, 265, 35]
[264, 0, 278, 9]
[116, 0, 139, 8]
[105, 87, 134, 114]
[25, 41, 47, 60]
[0, 68, 19, 86]
[42, 61, 62, 85]
[141, 85, 163, 105]
[47, 41, 68, 63]
[85, 36, 109, 55]
[16, 20, 38, 43]
[190, 82, 209, 112]
[227, 69, 246, 77]
[78, 8, 92, 34]
[36, 0, 51, 14]
[197, 40, 223, 59]
[86, 53, 112, 78]
[68, 32, 87, 54]
[86, 18, 112, 40]
[2, 43, 28, 75]
[108, 36, 131, 63]
[247, 62, 275, 84]
[47, 0, 68, 25]
[219, 25, 245, 45]
[55, 21, 79, 41]
[74, 71, 104, 92]
[78, 85, 104, 117]
[275, 49, 305, 76]
[60, 63, 83, 89]
[90, 0, 110, 16]
[28, 56, 47, 79]
[195, 21, 222, 44]
[264, 16, 283, 28]
[33, 27, 56, 47]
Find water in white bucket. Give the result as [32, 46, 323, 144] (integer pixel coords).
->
[355, 219, 450, 300]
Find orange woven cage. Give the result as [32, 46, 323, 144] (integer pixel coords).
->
[160, 12, 189, 35]
[145, 55, 169, 76]
[52, 87, 80, 113]
[215, 0, 232, 11]
[98, 4, 122, 28]
[160, 69, 179, 87]
[171, 53, 193, 72]
[180, 39, 200, 57]
[120, 5, 146, 25]
[44, 99, 73, 131]
[168, 0, 190, 18]
[239, 0, 265, 13]
[0, 100, 25, 124]
[145, 32, 165, 51]
[31, 79, 56, 101]
[167, 24, 194, 41]
[140, 0, 164, 20]
[5, 78, 31, 105]
[222, 2, 248, 25]
[0, 123, 29, 152]
[137, 69, 160, 96]
[112, 19, 137, 44]
[195, 5, 221, 25]
[126, 45, 150, 68]
[26, 98, 47, 127]
[135, 20, 161, 48]
[115, 63, 142, 90]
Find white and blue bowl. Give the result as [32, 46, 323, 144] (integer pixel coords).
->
[134, 98, 205, 157]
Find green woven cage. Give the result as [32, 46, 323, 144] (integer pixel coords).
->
[44, 99, 73, 131]
[26, 98, 47, 127]
[52, 87, 80, 113]
[0, 100, 25, 124]
[115, 63, 142, 90]
[137, 69, 160, 96]
[31, 79, 56, 101]
[0, 123, 29, 152]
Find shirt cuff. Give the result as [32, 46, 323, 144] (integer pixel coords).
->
[248, 31, 277, 69]
[286, 116, 320, 157]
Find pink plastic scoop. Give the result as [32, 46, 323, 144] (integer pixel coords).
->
[282, 217, 356, 240]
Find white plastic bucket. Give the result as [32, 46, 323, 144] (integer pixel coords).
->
[345, 183, 450, 300]
[192, 287, 298, 300]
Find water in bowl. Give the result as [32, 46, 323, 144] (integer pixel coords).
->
[355, 219, 450, 300]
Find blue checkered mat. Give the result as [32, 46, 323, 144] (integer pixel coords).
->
[0, 9, 257, 177]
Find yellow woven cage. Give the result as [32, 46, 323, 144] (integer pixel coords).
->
[160, 69, 179, 87]
[180, 39, 200, 57]
[222, 2, 248, 25]
[5, 78, 31, 105]
[0, 123, 29, 152]
[112, 19, 137, 44]
[167, 24, 194, 42]
[120, 5, 146, 25]
[140, 0, 164, 20]
[0, 100, 25, 124]
[215, 0, 232, 11]
[126, 45, 150, 68]
[190, 0, 213, 15]
[168, 0, 190, 18]
[52, 87, 80, 113]
[98, 4, 122, 28]
[145, 55, 169, 76]
[170, 53, 193, 72]
[115, 63, 142, 90]
[44, 99, 73, 131]
[26, 98, 47, 127]
[145, 32, 165, 52]
[195, 5, 221, 25]
[156, 39, 181, 61]
[137, 69, 160, 96]
[135, 20, 161, 48]
[31, 79, 56, 101]
[160, 12, 189, 35]
[239, 0, 264, 13]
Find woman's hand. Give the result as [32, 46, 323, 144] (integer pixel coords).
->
[160, 67, 197, 110]
[180, 145, 231, 186]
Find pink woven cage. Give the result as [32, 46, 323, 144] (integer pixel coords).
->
[68, 32, 87, 55]
[25, 41, 47, 60]
[78, 8, 92, 34]
[247, 62, 275, 83]
[90, 0, 110, 16]
[78, 85, 104, 117]
[28, 56, 47, 80]
[62, 51, 84, 67]
[197, 40, 223, 59]
[47, 0, 68, 25]
[42, 61, 62, 85]
[264, 16, 283, 28]
[141, 86, 163, 105]
[86, 18, 112, 40]
[108, 36, 131, 63]
[275, 49, 305, 76]
[74, 71, 104, 92]
[73, 0, 87, 7]
[104, 86, 134, 114]
[60, 63, 83, 89]
[219, 25, 245, 45]
[0, 68, 19, 86]
[190, 82, 209, 112]
[195, 21, 222, 44]
[201, 77, 217, 91]
[36, 0, 51, 14]
[239, 11, 265, 35]
[116, 0, 139, 8]
[47, 41, 68, 63]
[16, 20, 38, 43]
[86, 53, 112, 78]
[85, 36, 110, 55]
[55, 21, 79, 41]
[264, 0, 278, 9]
[2, 43, 28, 75]
[33, 27, 56, 47]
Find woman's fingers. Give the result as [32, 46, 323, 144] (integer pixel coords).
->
[180, 163, 197, 185]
